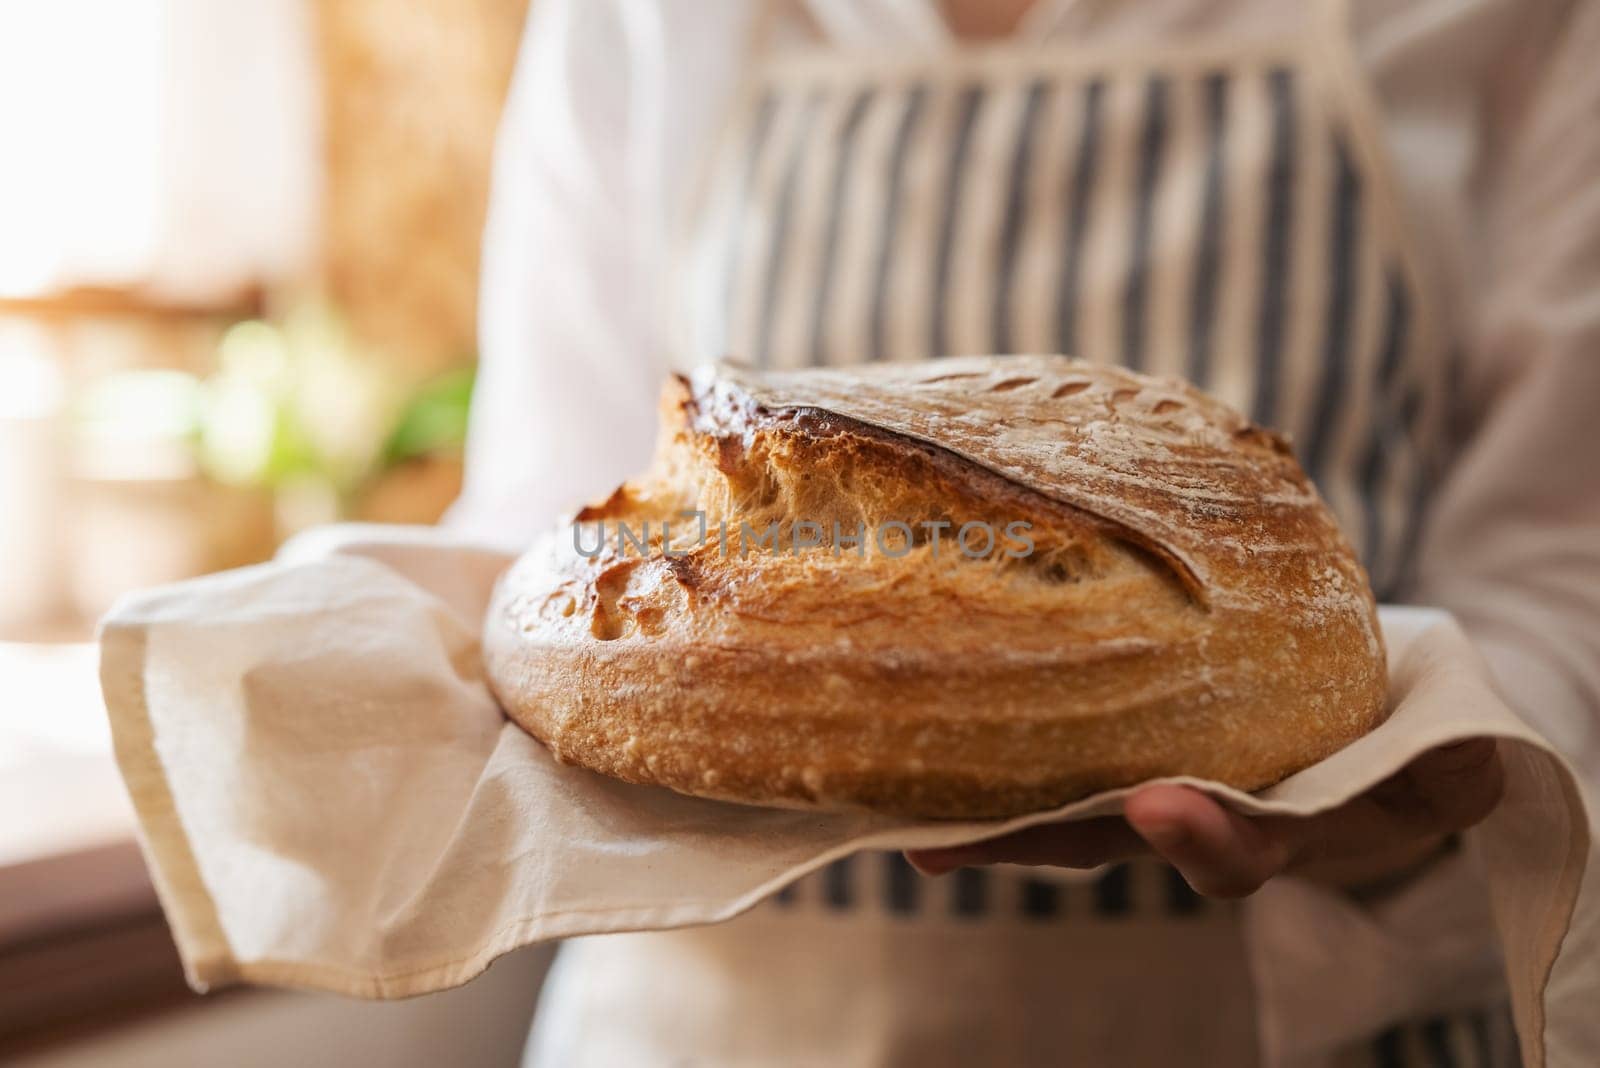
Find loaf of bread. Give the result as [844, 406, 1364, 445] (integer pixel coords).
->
[484, 356, 1386, 819]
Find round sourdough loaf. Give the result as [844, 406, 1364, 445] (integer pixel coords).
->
[483, 356, 1387, 819]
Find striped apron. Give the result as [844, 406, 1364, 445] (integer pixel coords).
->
[529, 2, 1510, 1065]
[679, 0, 1450, 603]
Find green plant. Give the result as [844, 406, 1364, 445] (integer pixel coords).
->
[71, 301, 476, 516]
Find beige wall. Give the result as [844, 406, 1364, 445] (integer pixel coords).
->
[314, 0, 532, 380]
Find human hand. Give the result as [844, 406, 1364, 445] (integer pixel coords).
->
[905, 739, 1504, 898]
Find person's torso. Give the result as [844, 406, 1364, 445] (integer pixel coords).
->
[534, 2, 1506, 1065]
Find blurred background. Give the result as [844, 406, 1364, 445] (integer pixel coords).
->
[0, 1, 553, 1063]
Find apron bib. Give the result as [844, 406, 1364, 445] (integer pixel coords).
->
[532, 4, 1505, 1066]
[677, 0, 1449, 603]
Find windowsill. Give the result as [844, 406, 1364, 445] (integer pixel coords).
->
[0, 640, 208, 1055]
[0, 641, 134, 867]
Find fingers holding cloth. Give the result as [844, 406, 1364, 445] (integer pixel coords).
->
[907, 737, 1508, 899]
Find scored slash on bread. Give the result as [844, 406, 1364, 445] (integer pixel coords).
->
[484, 356, 1387, 819]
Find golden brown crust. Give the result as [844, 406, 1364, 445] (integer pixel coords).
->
[484, 356, 1387, 819]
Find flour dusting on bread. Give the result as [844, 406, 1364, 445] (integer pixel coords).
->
[484, 356, 1387, 819]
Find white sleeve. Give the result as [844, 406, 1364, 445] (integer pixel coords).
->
[1410, 1, 1600, 782]
[1247, 10, 1600, 1060]
[447, 0, 753, 549]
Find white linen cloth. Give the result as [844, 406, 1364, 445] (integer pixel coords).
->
[99, 524, 1596, 1066]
